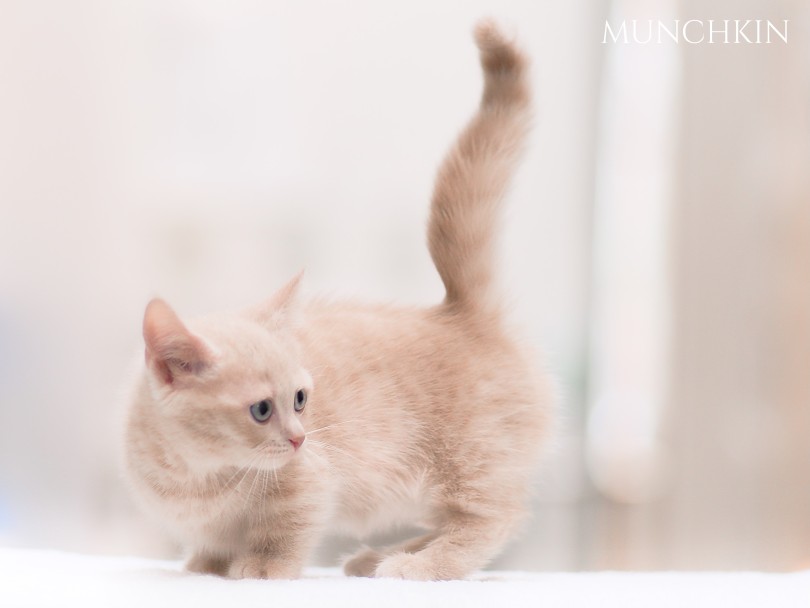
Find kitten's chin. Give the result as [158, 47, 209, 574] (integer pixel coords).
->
[257, 452, 296, 471]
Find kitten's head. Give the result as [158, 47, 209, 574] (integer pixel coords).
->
[139, 274, 312, 473]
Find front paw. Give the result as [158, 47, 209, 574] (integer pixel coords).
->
[228, 555, 302, 580]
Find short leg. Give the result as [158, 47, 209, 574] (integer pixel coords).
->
[186, 552, 230, 576]
[343, 532, 438, 578]
[224, 483, 329, 580]
[375, 512, 518, 580]
[226, 511, 325, 580]
[342, 546, 383, 578]
[228, 553, 304, 580]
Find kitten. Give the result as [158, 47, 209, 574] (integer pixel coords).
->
[124, 20, 552, 581]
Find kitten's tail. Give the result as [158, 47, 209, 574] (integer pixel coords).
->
[428, 20, 531, 314]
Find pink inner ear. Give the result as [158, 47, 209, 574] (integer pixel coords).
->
[143, 299, 211, 385]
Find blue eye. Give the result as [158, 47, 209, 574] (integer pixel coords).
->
[294, 389, 307, 413]
[250, 399, 273, 423]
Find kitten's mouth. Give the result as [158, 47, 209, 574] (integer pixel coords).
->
[264, 447, 291, 457]
[251, 441, 298, 469]
[262, 443, 299, 465]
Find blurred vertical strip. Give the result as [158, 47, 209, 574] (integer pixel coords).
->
[587, 0, 678, 505]
[0, 311, 7, 541]
[669, 0, 810, 571]
[0, 305, 17, 543]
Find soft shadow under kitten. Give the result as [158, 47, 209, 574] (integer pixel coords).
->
[124, 20, 552, 581]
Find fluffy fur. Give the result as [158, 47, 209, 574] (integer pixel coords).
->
[124, 20, 551, 581]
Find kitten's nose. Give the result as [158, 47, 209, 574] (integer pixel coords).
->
[289, 435, 305, 451]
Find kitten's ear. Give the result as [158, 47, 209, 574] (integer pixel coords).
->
[143, 298, 214, 386]
[252, 271, 304, 329]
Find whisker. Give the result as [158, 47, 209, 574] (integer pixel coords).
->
[259, 470, 270, 529]
[303, 447, 330, 468]
[306, 419, 361, 436]
[308, 439, 365, 466]
[220, 447, 267, 503]
[221, 465, 253, 505]
[221, 463, 250, 489]
[242, 468, 261, 514]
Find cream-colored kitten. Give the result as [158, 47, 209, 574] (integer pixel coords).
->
[124, 20, 551, 581]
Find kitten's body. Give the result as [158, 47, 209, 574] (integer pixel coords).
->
[125, 22, 552, 580]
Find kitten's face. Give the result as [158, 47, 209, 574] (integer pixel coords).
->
[141, 277, 312, 473]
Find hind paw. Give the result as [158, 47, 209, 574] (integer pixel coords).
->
[375, 552, 446, 581]
[343, 546, 384, 578]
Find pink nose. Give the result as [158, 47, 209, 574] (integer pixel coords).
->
[289, 435, 305, 450]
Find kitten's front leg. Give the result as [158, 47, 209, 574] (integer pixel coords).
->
[228, 553, 304, 580]
[227, 516, 322, 580]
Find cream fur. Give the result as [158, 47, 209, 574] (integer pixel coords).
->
[124, 20, 552, 581]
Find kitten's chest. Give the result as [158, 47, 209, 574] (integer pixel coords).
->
[142, 470, 271, 544]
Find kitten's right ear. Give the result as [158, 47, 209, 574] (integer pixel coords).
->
[143, 298, 214, 386]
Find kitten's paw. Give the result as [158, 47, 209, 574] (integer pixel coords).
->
[343, 546, 384, 578]
[186, 553, 230, 576]
[228, 555, 301, 580]
[375, 552, 448, 581]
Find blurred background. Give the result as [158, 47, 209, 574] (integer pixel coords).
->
[1, 0, 808, 571]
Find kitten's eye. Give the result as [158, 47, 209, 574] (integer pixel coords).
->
[294, 389, 307, 413]
[249, 399, 273, 423]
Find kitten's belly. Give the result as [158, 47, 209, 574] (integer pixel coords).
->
[330, 472, 430, 537]
[332, 497, 427, 538]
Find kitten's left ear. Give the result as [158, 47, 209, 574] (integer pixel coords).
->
[251, 271, 305, 329]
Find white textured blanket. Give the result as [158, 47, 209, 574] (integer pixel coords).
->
[1, 548, 808, 608]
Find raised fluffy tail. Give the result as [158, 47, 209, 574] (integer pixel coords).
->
[428, 20, 531, 313]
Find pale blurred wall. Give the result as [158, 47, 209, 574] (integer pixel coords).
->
[0, 0, 601, 561]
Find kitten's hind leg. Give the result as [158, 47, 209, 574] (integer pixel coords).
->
[343, 532, 438, 578]
[374, 511, 519, 581]
[342, 546, 383, 578]
[186, 552, 231, 577]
